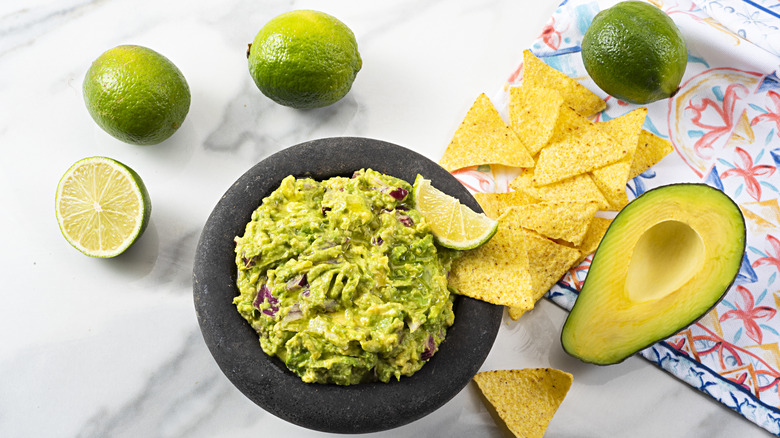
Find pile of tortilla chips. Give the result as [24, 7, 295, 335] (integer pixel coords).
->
[441, 50, 673, 319]
[473, 368, 573, 438]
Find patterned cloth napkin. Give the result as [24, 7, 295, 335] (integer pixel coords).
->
[453, 0, 780, 434]
[696, 0, 780, 57]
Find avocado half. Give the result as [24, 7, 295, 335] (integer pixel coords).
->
[561, 184, 746, 365]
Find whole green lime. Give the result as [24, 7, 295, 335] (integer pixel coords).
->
[248, 10, 362, 109]
[581, 1, 687, 104]
[83, 45, 191, 145]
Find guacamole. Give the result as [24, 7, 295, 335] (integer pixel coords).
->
[233, 169, 456, 385]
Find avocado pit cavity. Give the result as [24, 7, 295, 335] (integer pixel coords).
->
[625, 220, 705, 303]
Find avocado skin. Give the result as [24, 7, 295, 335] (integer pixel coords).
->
[560, 183, 746, 365]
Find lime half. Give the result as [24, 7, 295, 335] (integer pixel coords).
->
[55, 157, 151, 257]
[413, 175, 498, 250]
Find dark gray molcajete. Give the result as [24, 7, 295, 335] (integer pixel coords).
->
[192, 137, 502, 434]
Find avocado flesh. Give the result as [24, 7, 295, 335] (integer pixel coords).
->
[561, 184, 745, 365]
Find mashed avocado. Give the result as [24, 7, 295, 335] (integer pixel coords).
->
[233, 169, 456, 385]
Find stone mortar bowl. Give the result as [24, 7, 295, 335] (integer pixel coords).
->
[193, 137, 502, 434]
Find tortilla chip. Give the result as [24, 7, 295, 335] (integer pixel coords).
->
[532, 106, 627, 186]
[508, 231, 582, 320]
[557, 216, 613, 265]
[629, 130, 675, 180]
[524, 231, 582, 298]
[515, 201, 598, 246]
[474, 191, 538, 219]
[577, 217, 613, 263]
[473, 368, 573, 438]
[439, 93, 535, 171]
[522, 49, 605, 117]
[590, 162, 632, 211]
[590, 108, 648, 210]
[448, 208, 535, 309]
[508, 86, 564, 155]
[507, 307, 529, 321]
[510, 168, 610, 211]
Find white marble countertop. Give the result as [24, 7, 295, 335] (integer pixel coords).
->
[0, 0, 771, 436]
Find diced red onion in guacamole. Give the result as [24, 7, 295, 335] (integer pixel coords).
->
[366, 176, 408, 202]
[253, 284, 279, 317]
[243, 255, 257, 268]
[286, 273, 308, 291]
[398, 213, 414, 227]
[283, 303, 304, 323]
[388, 187, 408, 200]
[421, 335, 436, 360]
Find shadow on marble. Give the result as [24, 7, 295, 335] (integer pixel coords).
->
[104, 219, 159, 280]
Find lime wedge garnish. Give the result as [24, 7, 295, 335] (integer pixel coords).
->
[55, 156, 151, 257]
[413, 175, 498, 250]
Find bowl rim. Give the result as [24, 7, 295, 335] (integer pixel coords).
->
[192, 137, 502, 434]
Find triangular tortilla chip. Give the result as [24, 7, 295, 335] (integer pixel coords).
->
[439, 93, 535, 171]
[590, 162, 632, 211]
[532, 106, 627, 186]
[591, 108, 648, 210]
[556, 216, 613, 265]
[510, 168, 610, 211]
[508, 231, 582, 320]
[515, 201, 598, 246]
[508, 307, 527, 320]
[473, 368, 573, 438]
[576, 216, 613, 263]
[628, 130, 675, 180]
[448, 208, 534, 309]
[522, 49, 606, 117]
[508, 86, 564, 155]
[474, 191, 538, 219]
[507, 307, 527, 321]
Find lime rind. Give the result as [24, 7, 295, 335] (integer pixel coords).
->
[581, 1, 687, 104]
[412, 175, 498, 250]
[55, 156, 151, 258]
[247, 10, 361, 109]
[83, 45, 191, 145]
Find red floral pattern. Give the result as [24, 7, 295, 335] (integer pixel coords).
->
[720, 147, 776, 201]
[685, 83, 749, 159]
[719, 286, 777, 344]
[751, 90, 780, 135]
[752, 234, 780, 275]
